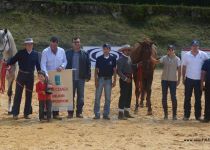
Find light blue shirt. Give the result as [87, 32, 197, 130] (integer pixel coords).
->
[41, 46, 67, 76]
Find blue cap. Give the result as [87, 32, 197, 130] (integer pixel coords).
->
[102, 43, 111, 49]
[191, 40, 199, 46]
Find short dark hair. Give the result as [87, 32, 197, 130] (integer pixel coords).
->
[38, 70, 46, 77]
[72, 37, 80, 42]
[50, 36, 59, 43]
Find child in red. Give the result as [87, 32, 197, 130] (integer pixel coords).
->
[36, 71, 52, 122]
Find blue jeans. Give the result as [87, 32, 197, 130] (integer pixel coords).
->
[184, 77, 202, 119]
[94, 77, 112, 117]
[161, 80, 177, 116]
[72, 79, 85, 114]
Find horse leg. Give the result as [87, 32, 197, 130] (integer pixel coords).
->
[134, 87, 140, 112]
[140, 90, 145, 107]
[146, 89, 152, 115]
[7, 80, 13, 115]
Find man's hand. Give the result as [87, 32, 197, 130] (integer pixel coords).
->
[126, 78, 131, 83]
[95, 79, 98, 88]
[57, 66, 64, 72]
[201, 83, 205, 91]
[182, 78, 185, 85]
[177, 80, 180, 87]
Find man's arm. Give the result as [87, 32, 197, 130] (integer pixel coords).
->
[201, 70, 206, 91]
[182, 65, 186, 85]
[41, 50, 48, 76]
[177, 66, 181, 86]
[7, 51, 20, 65]
[86, 52, 91, 81]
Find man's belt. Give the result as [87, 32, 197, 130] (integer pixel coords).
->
[100, 76, 112, 80]
[19, 69, 33, 74]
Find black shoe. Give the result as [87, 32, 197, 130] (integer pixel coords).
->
[164, 115, 168, 120]
[53, 115, 62, 120]
[67, 113, 73, 119]
[196, 117, 201, 121]
[76, 113, 83, 118]
[124, 111, 134, 118]
[183, 117, 189, 121]
[118, 112, 127, 120]
[93, 116, 100, 119]
[173, 116, 177, 120]
[13, 115, 18, 120]
[24, 115, 31, 119]
[200, 119, 210, 123]
[103, 116, 110, 120]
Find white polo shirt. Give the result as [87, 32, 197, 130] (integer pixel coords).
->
[182, 50, 209, 80]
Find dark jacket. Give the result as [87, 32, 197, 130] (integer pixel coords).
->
[65, 49, 91, 80]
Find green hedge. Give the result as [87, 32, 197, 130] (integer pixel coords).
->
[49, 0, 210, 7]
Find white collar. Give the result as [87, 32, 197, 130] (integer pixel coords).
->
[122, 53, 129, 58]
[104, 55, 110, 59]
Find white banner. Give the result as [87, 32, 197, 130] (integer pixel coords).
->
[48, 69, 73, 111]
[83, 46, 123, 68]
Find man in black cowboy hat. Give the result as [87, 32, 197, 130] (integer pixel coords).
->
[7, 38, 41, 120]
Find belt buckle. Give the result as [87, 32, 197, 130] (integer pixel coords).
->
[104, 77, 110, 80]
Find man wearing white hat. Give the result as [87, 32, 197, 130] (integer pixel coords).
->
[117, 44, 134, 120]
[7, 38, 41, 120]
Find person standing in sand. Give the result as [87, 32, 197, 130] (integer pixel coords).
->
[117, 45, 134, 120]
[153, 45, 181, 120]
[182, 40, 208, 121]
[93, 44, 117, 120]
[7, 38, 41, 120]
[41, 36, 67, 120]
[65, 37, 91, 119]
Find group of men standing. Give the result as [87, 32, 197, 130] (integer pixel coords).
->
[6, 37, 210, 122]
[7, 37, 91, 120]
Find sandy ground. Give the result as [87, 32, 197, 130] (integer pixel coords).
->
[0, 70, 210, 150]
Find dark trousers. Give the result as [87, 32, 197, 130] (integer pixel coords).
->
[161, 80, 177, 116]
[68, 79, 85, 115]
[184, 77, 202, 119]
[118, 79, 132, 110]
[12, 72, 34, 116]
[204, 82, 210, 120]
[39, 100, 52, 120]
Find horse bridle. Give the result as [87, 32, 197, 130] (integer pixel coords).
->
[0, 32, 11, 59]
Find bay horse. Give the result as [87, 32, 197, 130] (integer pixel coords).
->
[0, 29, 17, 114]
[130, 39, 157, 115]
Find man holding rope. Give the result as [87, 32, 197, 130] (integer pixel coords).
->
[7, 38, 41, 120]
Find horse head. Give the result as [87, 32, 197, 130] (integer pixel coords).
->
[0, 29, 10, 53]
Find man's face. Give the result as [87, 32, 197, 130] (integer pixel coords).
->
[167, 48, 174, 55]
[103, 47, 110, 55]
[72, 38, 81, 51]
[191, 44, 199, 51]
[123, 48, 131, 56]
[50, 41, 58, 52]
[25, 43, 33, 51]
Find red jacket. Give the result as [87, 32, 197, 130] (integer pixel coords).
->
[36, 81, 51, 101]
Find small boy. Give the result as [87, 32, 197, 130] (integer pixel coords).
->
[36, 70, 52, 122]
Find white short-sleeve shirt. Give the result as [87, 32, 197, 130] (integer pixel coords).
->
[182, 50, 209, 80]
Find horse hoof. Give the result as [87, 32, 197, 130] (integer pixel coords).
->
[8, 111, 12, 115]
[134, 108, 139, 114]
[140, 103, 144, 108]
[147, 111, 152, 115]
